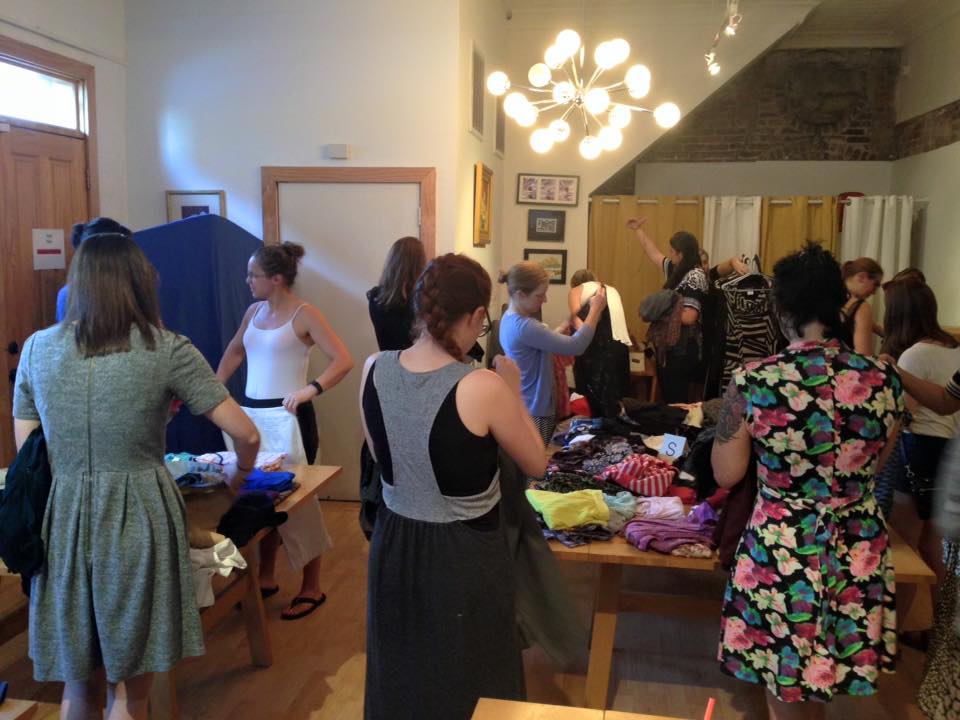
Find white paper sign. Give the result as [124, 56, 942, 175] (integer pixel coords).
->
[32, 229, 66, 270]
[659, 433, 687, 460]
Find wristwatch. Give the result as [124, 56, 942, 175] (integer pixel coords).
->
[309, 380, 324, 396]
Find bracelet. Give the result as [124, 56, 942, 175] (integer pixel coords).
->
[309, 380, 324, 396]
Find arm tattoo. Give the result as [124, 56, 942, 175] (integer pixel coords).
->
[715, 378, 747, 444]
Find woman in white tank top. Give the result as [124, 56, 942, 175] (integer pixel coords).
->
[218, 241, 353, 620]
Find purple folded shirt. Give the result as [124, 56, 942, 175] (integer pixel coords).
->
[623, 502, 718, 554]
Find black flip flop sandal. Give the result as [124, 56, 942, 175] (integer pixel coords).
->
[260, 585, 280, 600]
[281, 593, 327, 621]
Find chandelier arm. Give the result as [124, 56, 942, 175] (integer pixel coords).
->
[560, 104, 576, 121]
[585, 65, 604, 91]
[617, 104, 652, 113]
[579, 105, 590, 135]
[602, 82, 627, 92]
[569, 55, 581, 87]
[512, 84, 554, 94]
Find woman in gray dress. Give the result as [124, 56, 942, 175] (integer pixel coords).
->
[12, 232, 260, 720]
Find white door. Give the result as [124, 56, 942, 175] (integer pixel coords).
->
[279, 182, 420, 500]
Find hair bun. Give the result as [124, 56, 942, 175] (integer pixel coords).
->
[497, 271, 509, 284]
[281, 241, 305, 262]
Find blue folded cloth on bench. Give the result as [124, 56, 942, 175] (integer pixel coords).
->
[242, 469, 296, 493]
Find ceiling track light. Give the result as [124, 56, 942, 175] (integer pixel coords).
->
[704, 0, 742, 77]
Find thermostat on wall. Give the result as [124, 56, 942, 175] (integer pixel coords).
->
[325, 143, 352, 160]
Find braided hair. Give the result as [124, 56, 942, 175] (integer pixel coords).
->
[413, 253, 491, 361]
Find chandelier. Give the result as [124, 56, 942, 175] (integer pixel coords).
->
[486, 29, 681, 159]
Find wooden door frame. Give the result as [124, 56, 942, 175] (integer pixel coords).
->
[260, 167, 436, 257]
[0, 34, 100, 216]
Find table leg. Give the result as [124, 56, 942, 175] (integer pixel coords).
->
[583, 563, 622, 710]
[148, 667, 180, 720]
[240, 539, 274, 667]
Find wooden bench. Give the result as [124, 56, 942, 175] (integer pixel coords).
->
[149, 464, 340, 720]
[472, 697, 687, 719]
[550, 527, 936, 710]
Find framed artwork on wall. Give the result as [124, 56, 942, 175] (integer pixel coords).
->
[527, 209, 565, 242]
[473, 163, 493, 247]
[166, 190, 226, 222]
[517, 173, 579, 206]
[470, 45, 484, 138]
[524, 248, 567, 284]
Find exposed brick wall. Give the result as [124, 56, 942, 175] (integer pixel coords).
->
[896, 97, 960, 157]
[638, 49, 901, 164]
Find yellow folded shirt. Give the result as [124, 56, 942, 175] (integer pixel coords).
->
[525, 489, 610, 530]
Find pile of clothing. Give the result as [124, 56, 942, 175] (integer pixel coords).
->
[525, 400, 726, 557]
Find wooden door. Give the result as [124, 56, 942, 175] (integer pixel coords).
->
[759, 196, 838, 274]
[0, 125, 88, 464]
[588, 195, 704, 342]
[278, 182, 421, 500]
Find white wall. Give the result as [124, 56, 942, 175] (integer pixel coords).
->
[634, 161, 894, 196]
[500, 1, 819, 327]
[124, 0, 460, 248]
[456, 0, 508, 285]
[892, 141, 960, 324]
[896, 10, 960, 122]
[0, 0, 128, 220]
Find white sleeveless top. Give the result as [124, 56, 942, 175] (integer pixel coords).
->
[243, 302, 310, 398]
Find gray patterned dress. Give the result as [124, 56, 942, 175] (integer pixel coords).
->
[12, 325, 229, 683]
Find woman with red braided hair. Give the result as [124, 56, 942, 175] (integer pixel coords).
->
[359, 253, 546, 720]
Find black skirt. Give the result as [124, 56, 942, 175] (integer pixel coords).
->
[365, 505, 524, 720]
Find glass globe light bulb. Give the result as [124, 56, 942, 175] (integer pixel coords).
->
[528, 63, 552, 88]
[653, 102, 681, 129]
[503, 91, 528, 119]
[516, 104, 538, 127]
[555, 29, 582, 58]
[584, 87, 611, 115]
[594, 41, 617, 70]
[608, 104, 631, 129]
[708, 62, 721, 76]
[549, 118, 571, 141]
[530, 128, 555, 154]
[552, 81, 575, 104]
[625, 64, 651, 99]
[579, 135, 602, 160]
[544, 44, 566, 70]
[609, 38, 631, 66]
[486, 71, 510, 96]
[598, 126, 623, 151]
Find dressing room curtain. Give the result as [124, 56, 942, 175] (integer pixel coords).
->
[588, 195, 703, 341]
[702, 196, 761, 264]
[839, 195, 913, 273]
[759, 196, 838, 274]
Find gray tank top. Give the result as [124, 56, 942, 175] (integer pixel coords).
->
[373, 351, 501, 523]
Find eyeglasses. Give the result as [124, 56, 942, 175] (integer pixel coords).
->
[478, 308, 493, 337]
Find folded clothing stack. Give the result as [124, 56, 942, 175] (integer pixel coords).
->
[597, 453, 677, 496]
[195, 451, 287, 472]
[164, 453, 225, 489]
[623, 501, 718, 556]
[242, 468, 296, 494]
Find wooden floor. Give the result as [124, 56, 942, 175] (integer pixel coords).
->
[0, 501, 930, 719]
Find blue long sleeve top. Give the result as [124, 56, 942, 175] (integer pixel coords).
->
[498, 310, 595, 417]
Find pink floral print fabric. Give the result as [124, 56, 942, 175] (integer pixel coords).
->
[718, 340, 904, 702]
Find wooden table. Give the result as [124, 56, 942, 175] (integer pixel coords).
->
[472, 698, 685, 719]
[551, 528, 936, 710]
[150, 464, 341, 719]
[0, 699, 59, 720]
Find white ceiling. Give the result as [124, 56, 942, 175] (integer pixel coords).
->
[503, 0, 960, 47]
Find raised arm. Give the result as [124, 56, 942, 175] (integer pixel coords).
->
[216, 303, 257, 384]
[627, 217, 665, 268]
[515, 290, 605, 356]
[714, 257, 749, 278]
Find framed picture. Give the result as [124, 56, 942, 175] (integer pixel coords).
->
[527, 209, 565, 242]
[166, 190, 226, 222]
[524, 248, 567, 284]
[516, 173, 579, 206]
[470, 45, 484, 138]
[473, 163, 493, 247]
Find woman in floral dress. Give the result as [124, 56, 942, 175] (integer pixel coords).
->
[711, 244, 904, 720]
